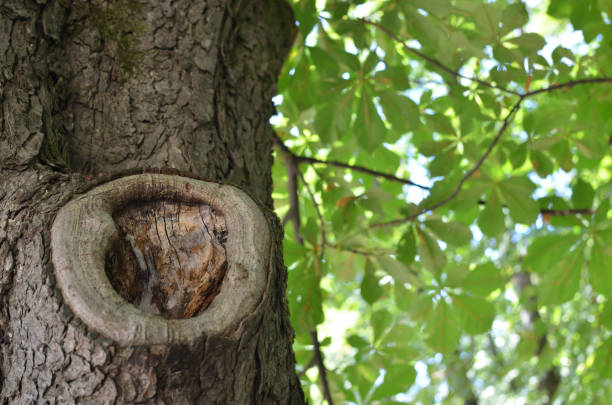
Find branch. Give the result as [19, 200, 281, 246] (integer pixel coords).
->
[295, 171, 334, 405]
[283, 153, 303, 245]
[273, 134, 334, 403]
[297, 169, 327, 259]
[272, 133, 430, 190]
[363, 18, 612, 100]
[477, 200, 596, 216]
[371, 74, 612, 227]
[325, 242, 395, 257]
[524, 77, 612, 97]
[297, 155, 430, 190]
[373, 96, 524, 228]
[311, 329, 335, 405]
[360, 19, 521, 96]
[487, 332, 504, 369]
[540, 208, 597, 216]
[513, 271, 560, 404]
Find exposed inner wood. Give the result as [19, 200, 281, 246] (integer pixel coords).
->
[105, 200, 228, 319]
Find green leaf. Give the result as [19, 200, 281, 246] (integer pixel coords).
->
[426, 113, 455, 135]
[593, 337, 612, 379]
[547, 0, 571, 19]
[275, 3, 612, 398]
[397, 226, 417, 265]
[524, 233, 581, 274]
[371, 363, 416, 400]
[361, 260, 383, 305]
[573, 136, 605, 160]
[444, 263, 469, 287]
[347, 334, 370, 350]
[478, 193, 505, 237]
[292, 0, 317, 37]
[454, 1, 503, 38]
[428, 150, 458, 177]
[530, 150, 554, 177]
[590, 231, 612, 295]
[373, 65, 412, 91]
[510, 142, 527, 169]
[401, 8, 453, 64]
[595, 199, 610, 224]
[287, 51, 317, 111]
[552, 46, 575, 64]
[550, 139, 573, 171]
[378, 91, 420, 134]
[498, 176, 539, 225]
[288, 256, 324, 333]
[600, 300, 612, 330]
[538, 243, 584, 305]
[372, 309, 393, 342]
[408, 0, 454, 17]
[419, 140, 453, 156]
[500, 2, 529, 36]
[572, 178, 595, 209]
[422, 174, 462, 210]
[417, 228, 447, 273]
[507, 32, 546, 52]
[451, 293, 495, 334]
[395, 284, 434, 320]
[309, 46, 340, 76]
[424, 300, 461, 353]
[354, 87, 387, 150]
[377, 255, 419, 286]
[362, 52, 380, 74]
[458, 262, 505, 296]
[424, 219, 473, 246]
[284, 239, 309, 268]
[314, 91, 354, 144]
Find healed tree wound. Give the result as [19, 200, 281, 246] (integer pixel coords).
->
[51, 174, 270, 346]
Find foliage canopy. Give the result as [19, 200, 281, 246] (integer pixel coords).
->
[271, 0, 612, 403]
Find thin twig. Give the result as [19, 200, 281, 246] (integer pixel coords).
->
[360, 18, 521, 96]
[311, 328, 335, 405]
[373, 96, 524, 228]
[298, 355, 317, 377]
[272, 133, 430, 190]
[540, 208, 597, 216]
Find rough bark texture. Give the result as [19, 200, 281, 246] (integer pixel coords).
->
[0, 0, 303, 403]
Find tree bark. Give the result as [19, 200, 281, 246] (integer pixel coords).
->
[0, 0, 303, 403]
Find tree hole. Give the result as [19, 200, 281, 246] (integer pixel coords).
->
[105, 200, 228, 319]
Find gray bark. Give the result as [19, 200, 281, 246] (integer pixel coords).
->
[0, 0, 303, 403]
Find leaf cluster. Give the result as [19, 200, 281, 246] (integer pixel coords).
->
[274, 0, 612, 403]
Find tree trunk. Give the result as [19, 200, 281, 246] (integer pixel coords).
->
[0, 0, 304, 403]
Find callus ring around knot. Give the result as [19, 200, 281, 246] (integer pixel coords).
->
[51, 174, 270, 346]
